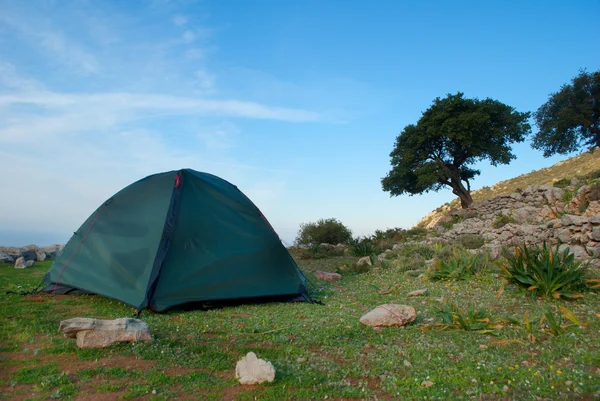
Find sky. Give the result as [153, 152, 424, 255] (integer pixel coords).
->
[0, 0, 599, 247]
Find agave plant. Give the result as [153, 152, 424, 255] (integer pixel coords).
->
[500, 242, 590, 299]
[426, 253, 485, 281]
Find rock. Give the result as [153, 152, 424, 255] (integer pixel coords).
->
[0, 251, 14, 264]
[25, 260, 34, 267]
[593, 227, 600, 242]
[19, 247, 38, 261]
[377, 253, 386, 263]
[544, 187, 565, 204]
[482, 244, 502, 260]
[421, 381, 434, 387]
[403, 360, 412, 368]
[235, 352, 275, 385]
[407, 288, 428, 297]
[561, 214, 586, 226]
[59, 317, 152, 348]
[359, 304, 417, 327]
[314, 270, 342, 281]
[590, 214, 600, 225]
[14, 257, 26, 269]
[392, 244, 402, 250]
[357, 256, 372, 267]
[557, 228, 572, 244]
[297, 357, 307, 363]
[558, 244, 590, 260]
[35, 251, 46, 262]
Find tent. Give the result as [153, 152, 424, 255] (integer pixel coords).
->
[40, 169, 309, 312]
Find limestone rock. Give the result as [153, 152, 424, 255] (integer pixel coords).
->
[359, 304, 417, 327]
[25, 260, 34, 267]
[357, 256, 372, 267]
[35, 251, 46, 262]
[1, 251, 14, 264]
[235, 352, 275, 385]
[561, 214, 586, 226]
[314, 270, 342, 281]
[407, 288, 428, 297]
[14, 257, 26, 269]
[59, 317, 152, 348]
[558, 244, 590, 260]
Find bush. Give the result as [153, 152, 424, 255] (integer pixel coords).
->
[348, 237, 379, 257]
[492, 212, 516, 229]
[439, 215, 464, 230]
[426, 253, 488, 281]
[456, 234, 485, 249]
[553, 178, 571, 188]
[500, 242, 590, 299]
[295, 218, 352, 246]
[296, 244, 344, 260]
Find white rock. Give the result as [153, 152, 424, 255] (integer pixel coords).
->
[407, 288, 428, 297]
[357, 256, 372, 267]
[14, 257, 26, 269]
[359, 304, 417, 327]
[235, 352, 275, 385]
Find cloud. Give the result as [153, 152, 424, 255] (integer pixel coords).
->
[197, 121, 239, 150]
[0, 11, 99, 75]
[172, 15, 188, 27]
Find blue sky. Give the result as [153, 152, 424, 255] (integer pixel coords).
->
[0, 0, 598, 246]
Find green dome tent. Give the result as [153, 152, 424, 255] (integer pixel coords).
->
[40, 169, 308, 312]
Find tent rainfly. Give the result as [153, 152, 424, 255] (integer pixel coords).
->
[40, 169, 309, 312]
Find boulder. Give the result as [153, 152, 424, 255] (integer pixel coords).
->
[14, 257, 26, 269]
[359, 304, 417, 327]
[314, 270, 342, 281]
[26, 260, 34, 267]
[59, 317, 152, 348]
[235, 352, 276, 385]
[0, 251, 14, 264]
[35, 251, 46, 262]
[593, 227, 600, 242]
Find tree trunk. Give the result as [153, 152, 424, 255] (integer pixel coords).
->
[449, 172, 473, 209]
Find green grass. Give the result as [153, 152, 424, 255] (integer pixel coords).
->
[1, 255, 600, 400]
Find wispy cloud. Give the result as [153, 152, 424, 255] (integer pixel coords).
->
[172, 15, 188, 27]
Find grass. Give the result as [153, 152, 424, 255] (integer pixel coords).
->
[1, 256, 600, 400]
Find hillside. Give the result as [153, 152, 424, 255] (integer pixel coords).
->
[417, 151, 600, 229]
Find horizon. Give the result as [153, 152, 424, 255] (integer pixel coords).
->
[1, 0, 598, 247]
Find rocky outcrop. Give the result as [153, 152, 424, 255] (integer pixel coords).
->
[430, 184, 600, 264]
[0, 244, 63, 264]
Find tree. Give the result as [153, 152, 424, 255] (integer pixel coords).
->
[532, 69, 600, 157]
[381, 92, 531, 208]
[295, 218, 352, 246]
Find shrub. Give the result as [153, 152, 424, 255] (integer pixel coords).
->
[500, 242, 590, 299]
[426, 253, 487, 281]
[297, 244, 344, 260]
[563, 189, 574, 203]
[295, 218, 352, 246]
[456, 234, 485, 249]
[436, 302, 501, 334]
[553, 178, 571, 188]
[492, 212, 516, 229]
[440, 215, 464, 230]
[348, 237, 379, 257]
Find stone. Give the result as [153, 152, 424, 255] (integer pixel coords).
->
[557, 228, 572, 244]
[403, 360, 412, 368]
[421, 381, 434, 387]
[561, 214, 586, 226]
[357, 256, 372, 267]
[59, 317, 152, 348]
[235, 352, 275, 385]
[482, 244, 502, 260]
[25, 260, 34, 267]
[0, 251, 14, 264]
[407, 288, 428, 297]
[35, 251, 46, 262]
[590, 214, 600, 224]
[377, 253, 386, 263]
[314, 270, 342, 281]
[359, 304, 417, 327]
[14, 257, 26, 269]
[544, 187, 565, 204]
[558, 244, 590, 261]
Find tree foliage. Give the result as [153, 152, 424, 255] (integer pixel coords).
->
[295, 218, 352, 246]
[382, 93, 531, 208]
[532, 69, 600, 157]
